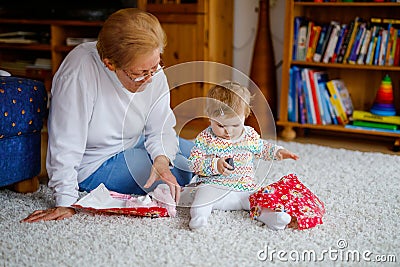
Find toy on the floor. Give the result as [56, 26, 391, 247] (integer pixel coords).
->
[249, 173, 325, 230]
[370, 75, 396, 116]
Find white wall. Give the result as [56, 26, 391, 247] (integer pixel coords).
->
[233, 0, 286, 118]
[232, 0, 259, 82]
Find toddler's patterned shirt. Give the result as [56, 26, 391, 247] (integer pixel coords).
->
[188, 126, 283, 191]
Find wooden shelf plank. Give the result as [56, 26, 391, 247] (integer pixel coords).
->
[294, 2, 400, 7]
[53, 45, 75, 53]
[290, 61, 400, 71]
[0, 18, 103, 27]
[146, 3, 199, 14]
[277, 121, 400, 138]
[0, 43, 51, 51]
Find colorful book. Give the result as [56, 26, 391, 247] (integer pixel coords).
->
[335, 80, 354, 117]
[288, 67, 298, 122]
[301, 68, 316, 124]
[388, 28, 398, 66]
[304, 20, 315, 61]
[322, 21, 341, 63]
[352, 120, 398, 130]
[313, 24, 329, 62]
[385, 26, 395, 66]
[321, 84, 337, 125]
[331, 24, 347, 63]
[378, 28, 388, 65]
[373, 28, 383, 65]
[293, 17, 304, 60]
[394, 30, 400, 66]
[306, 25, 321, 62]
[344, 124, 400, 134]
[382, 18, 400, 25]
[326, 81, 346, 125]
[364, 25, 378, 65]
[326, 79, 353, 125]
[352, 110, 400, 125]
[357, 26, 372, 65]
[298, 74, 307, 124]
[308, 69, 323, 124]
[336, 20, 355, 63]
[348, 22, 366, 64]
[343, 17, 362, 63]
[314, 71, 332, 124]
[297, 19, 309, 61]
[355, 23, 369, 63]
[317, 22, 335, 63]
[366, 35, 379, 65]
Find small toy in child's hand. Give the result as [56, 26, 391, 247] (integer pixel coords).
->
[225, 157, 234, 170]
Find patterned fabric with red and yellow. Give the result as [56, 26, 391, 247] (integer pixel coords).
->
[249, 173, 325, 230]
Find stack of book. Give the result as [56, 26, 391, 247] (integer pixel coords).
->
[346, 110, 400, 134]
[0, 31, 38, 44]
[292, 16, 400, 66]
[25, 58, 52, 80]
[288, 67, 354, 125]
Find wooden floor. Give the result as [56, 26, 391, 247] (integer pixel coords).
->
[179, 120, 399, 155]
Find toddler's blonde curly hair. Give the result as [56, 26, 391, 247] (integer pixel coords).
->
[206, 81, 253, 119]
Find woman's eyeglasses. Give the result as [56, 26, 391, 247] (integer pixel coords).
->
[123, 65, 164, 82]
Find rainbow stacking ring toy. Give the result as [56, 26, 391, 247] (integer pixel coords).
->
[370, 75, 396, 116]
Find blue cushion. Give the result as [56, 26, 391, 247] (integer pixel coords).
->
[0, 77, 47, 138]
[0, 132, 42, 186]
[0, 77, 47, 186]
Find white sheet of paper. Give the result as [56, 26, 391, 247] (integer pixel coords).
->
[74, 183, 126, 209]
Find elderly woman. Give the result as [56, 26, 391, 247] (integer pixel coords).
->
[23, 8, 193, 222]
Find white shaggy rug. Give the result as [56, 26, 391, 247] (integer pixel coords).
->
[1, 141, 399, 267]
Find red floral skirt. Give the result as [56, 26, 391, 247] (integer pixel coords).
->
[249, 173, 325, 230]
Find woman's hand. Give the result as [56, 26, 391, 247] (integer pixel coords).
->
[21, 207, 76, 223]
[144, 155, 180, 204]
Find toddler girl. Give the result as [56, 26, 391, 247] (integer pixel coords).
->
[187, 81, 299, 230]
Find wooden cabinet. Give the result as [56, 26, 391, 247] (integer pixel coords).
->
[0, 19, 103, 178]
[278, 1, 400, 147]
[140, 1, 233, 65]
[139, 0, 233, 136]
[0, 19, 103, 90]
[0, 2, 233, 139]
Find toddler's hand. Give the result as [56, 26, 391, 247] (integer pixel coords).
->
[217, 157, 234, 176]
[277, 149, 299, 160]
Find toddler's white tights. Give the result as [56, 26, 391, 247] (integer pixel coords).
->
[189, 185, 291, 230]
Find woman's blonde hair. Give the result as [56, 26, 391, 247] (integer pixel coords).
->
[206, 81, 252, 119]
[97, 8, 166, 69]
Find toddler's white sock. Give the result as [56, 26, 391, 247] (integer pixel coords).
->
[257, 208, 291, 230]
[189, 216, 208, 230]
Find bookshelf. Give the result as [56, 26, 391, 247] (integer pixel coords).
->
[278, 1, 400, 149]
[0, 19, 103, 90]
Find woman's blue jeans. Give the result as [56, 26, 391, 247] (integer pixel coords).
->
[78, 137, 194, 195]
